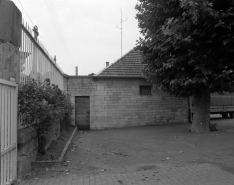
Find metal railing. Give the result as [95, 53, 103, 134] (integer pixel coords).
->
[20, 19, 64, 90]
[0, 79, 18, 185]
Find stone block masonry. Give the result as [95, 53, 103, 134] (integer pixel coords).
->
[0, 0, 22, 47]
[67, 76, 189, 129]
[63, 76, 68, 94]
[17, 122, 60, 179]
[67, 76, 96, 127]
[0, 42, 21, 83]
[93, 78, 188, 129]
[0, 0, 22, 83]
[17, 127, 38, 179]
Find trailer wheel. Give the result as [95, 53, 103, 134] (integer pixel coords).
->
[230, 113, 234, 119]
[222, 113, 229, 119]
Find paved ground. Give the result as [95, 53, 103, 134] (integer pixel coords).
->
[17, 118, 234, 185]
[17, 163, 234, 185]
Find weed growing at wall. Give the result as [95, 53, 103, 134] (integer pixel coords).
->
[18, 78, 73, 154]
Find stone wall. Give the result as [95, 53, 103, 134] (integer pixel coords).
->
[0, 0, 22, 48]
[0, 42, 21, 83]
[17, 122, 60, 179]
[67, 76, 96, 126]
[92, 78, 188, 129]
[17, 127, 38, 179]
[66, 76, 189, 129]
[63, 75, 68, 94]
[0, 0, 21, 83]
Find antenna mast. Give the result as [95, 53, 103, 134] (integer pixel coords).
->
[117, 9, 127, 57]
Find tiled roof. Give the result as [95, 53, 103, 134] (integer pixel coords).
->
[96, 49, 145, 77]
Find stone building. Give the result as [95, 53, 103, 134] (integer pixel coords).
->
[64, 49, 189, 130]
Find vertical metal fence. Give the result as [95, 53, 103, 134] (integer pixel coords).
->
[0, 79, 18, 185]
[20, 19, 64, 90]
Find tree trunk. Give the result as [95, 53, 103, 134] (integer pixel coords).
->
[191, 91, 210, 132]
[38, 135, 46, 155]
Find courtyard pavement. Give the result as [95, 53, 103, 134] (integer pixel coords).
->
[17, 118, 234, 185]
[17, 163, 234, 185]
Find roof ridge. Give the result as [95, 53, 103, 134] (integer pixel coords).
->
[95, 49, 134, 76]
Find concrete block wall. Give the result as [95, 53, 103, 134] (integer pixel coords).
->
[63, 76, 68, 94]
[0, 0, 22, 47]
[92, 78, 188, 129]
[66, 76, 189, 129]
[0, 0, 21, 83]
[17, 122, 60, 179]
[17, 127, 38, 179]
[67, 76, 97, 126]
[0, 42, 21, 83]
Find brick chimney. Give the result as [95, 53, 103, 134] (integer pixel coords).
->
[75, 66, 78, 76]
[106, 62, 109, 67]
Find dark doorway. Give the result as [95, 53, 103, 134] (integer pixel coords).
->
[75, 96, 90, 130]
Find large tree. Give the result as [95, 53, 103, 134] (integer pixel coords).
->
[136, 0, 234, 132]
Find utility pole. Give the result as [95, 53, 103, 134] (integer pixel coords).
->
[117, 8, 127, 57]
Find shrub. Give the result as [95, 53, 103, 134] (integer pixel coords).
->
[18, 78, 73, 154]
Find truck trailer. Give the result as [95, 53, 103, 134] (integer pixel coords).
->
[189, 93, 234, 121]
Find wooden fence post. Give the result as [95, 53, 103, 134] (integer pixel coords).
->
[0, 0, 22, 83]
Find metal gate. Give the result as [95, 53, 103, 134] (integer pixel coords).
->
[75, 96, 90, 130]
[0, 79, 18, 185]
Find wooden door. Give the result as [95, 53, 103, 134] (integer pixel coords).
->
[75, 96, 90, 130]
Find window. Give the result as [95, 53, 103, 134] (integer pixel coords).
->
[140, 85, 152, 95]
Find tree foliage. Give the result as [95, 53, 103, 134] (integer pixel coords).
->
[136, 0, 234, 97]
[18, 78, 73, 153]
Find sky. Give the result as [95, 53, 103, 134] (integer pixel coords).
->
[13, 0, 141, 76]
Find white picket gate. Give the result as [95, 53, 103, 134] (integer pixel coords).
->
[0, 79, 18, 185]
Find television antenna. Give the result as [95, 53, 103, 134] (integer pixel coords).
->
[117, 8, 127, 57]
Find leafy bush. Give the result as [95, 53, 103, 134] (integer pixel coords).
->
[18, 78, 73, 154]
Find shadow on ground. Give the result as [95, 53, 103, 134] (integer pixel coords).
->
[26, 119, 234, 179]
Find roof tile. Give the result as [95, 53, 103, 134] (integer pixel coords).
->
[97, 49, 145, 77]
